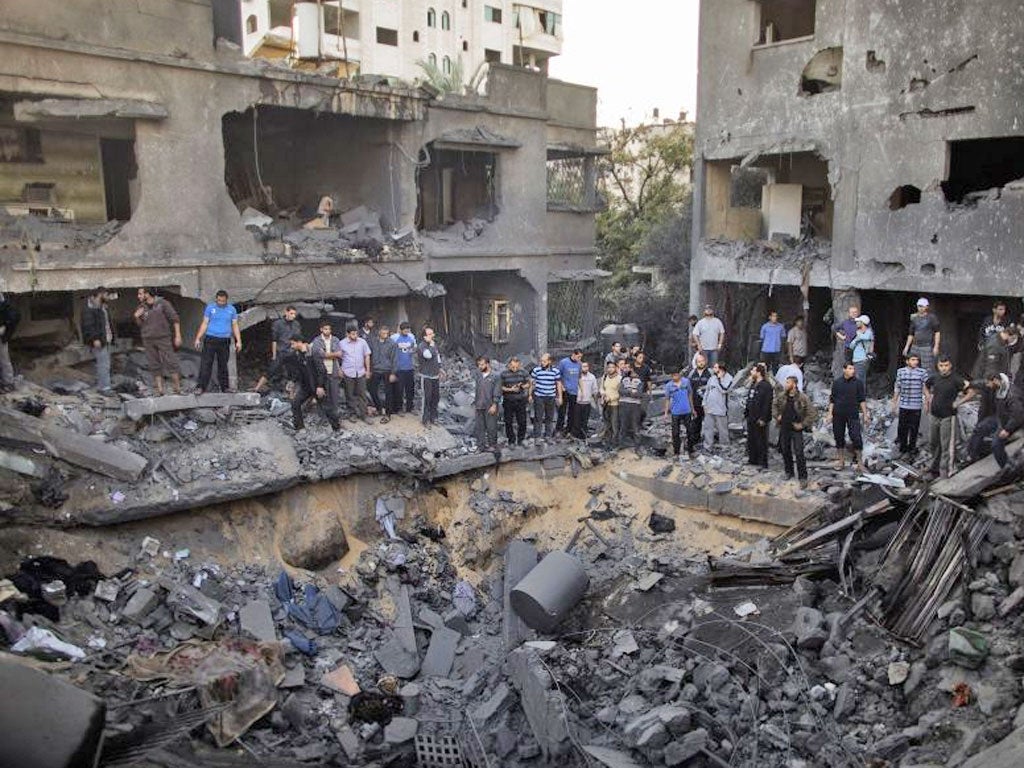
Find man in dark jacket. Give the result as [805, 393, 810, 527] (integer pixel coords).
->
[81, 287, 114, 393]
[688, 353, 712, 454]
[744, 363, 773, 468]
[773, 375, 817, 487]
[284, 332, 340, 431]
[830, 362, 869, 472]
[501, 356, 530, 446]
[368, 325, 398, 423]
[968, 373, 1024, 467]
[474, 356, 502, 451]
[0, 291, 19, 392]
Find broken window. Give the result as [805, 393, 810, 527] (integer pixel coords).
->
[548, 280, 596, 345]
[485, 6, 502, 24]
[100, 138, 137, 221]
[376, 27, 398, 46]
[538, 11, 561, 36]
[942, 137, 1024, 203]
[730, 166, 770, 208]
[888, 185, 921, 210]
[800, 47, 842, 95]
[0, 126, 43, 163]
[756, 0, 816, 45]
[484, 48, 501, 64]
[483, 299, 511, 344]
[442, 11, 451, 30]
[417, 144, 497, 230]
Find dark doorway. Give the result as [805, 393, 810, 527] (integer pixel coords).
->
[100, 138, 135, 221]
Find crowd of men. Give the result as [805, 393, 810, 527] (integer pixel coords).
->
[3, 286, 1022, 486]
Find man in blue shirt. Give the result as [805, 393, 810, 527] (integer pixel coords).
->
[555, 349, 583, 437]
[663, 370, 694, 458]
[194, 289, 241, 394]
[529, 353, 563, 440]
[759, 311, 786, 374]
[390, 321, 417, 414]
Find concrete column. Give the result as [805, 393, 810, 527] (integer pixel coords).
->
[520, 267, 549, 356]
[228, 342, 238, 391]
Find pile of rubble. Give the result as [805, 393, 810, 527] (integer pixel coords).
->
[241, 203, 421, 264]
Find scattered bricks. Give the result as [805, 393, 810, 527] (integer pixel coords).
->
[239, 599, 277, 642]
[999, 586, 1024, 617]
[657, 706, 692, 737]
[473, 682, 514, 726]
[664, 728, 708, 766]
[792, 606, 828, 650]
[833, 683, 856, 721]
[692, 661, 730, 691]
[420, 627, 460, 678]
[888, 661, 910, 686]
[93, 581, 120, 603]
[162, 580, 221, 626]
[634, 721, 669, 749]
[122, 587, 159, 623]
[383, 716, 419, 745]
[972, 593, 996, 620]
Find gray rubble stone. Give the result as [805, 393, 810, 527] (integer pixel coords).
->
[792, 607, 827, 650]
[664, 728, 708, 765]
[239, 599, 277, 642]
[473, 682, 514, 725]
[383, 716, 418, 745]
[693, 661, 730, 690]
[971, 593, 996, 620]
[122, 587, 159, 623]
[420, 627, 460, 677]
[1010, 554, 1024, 587]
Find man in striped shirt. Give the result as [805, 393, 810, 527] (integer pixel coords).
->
[529, 353, 563, 440]
[893, 352, 929, 457]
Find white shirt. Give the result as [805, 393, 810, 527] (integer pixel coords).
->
[774, 363, 804, 392]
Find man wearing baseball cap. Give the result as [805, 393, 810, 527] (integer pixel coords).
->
[903, 297, 940, 371]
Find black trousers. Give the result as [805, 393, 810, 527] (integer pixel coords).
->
[557, 392, 578, 434]
[533, 396, 556, 438]
[396, 369, 415, 412]
[198, 336, 230, 392]
[779, 427, 807, 479]
[573, 402, 592, 439]
[292, 381, 339, 430]
[670, 413, 692, 455]
[833, 412, 863, 451]
[421, 376, 439, 424]
[475, 408, 499, 449]
[747, 419, 769, 467]
[761, 351, 782, 373]
[897, 407, 922, 454]
[504, 399, 528, 444]
[687, 404, 705, 453]
[369, 371, 397, 415]
[618, 402, 642, 446]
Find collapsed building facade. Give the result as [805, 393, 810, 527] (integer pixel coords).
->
[689, 0, 1024, 370]
[0, 0, 602, 366]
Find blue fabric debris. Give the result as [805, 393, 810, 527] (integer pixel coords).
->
[283, 629, 318, 656]
[274, 571, 341, 636]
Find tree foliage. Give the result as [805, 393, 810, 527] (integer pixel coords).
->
[597, 122, 693, 285]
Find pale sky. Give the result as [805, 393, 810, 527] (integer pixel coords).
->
[548, 0, 700, 128]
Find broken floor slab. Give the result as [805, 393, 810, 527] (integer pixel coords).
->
[123, 392, 262, 421]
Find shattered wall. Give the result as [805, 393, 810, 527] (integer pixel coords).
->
[691, 0, 1024, 308]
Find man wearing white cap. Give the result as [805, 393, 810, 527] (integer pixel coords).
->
[851, 315, 874, 383]
[903, 298, 940, 372]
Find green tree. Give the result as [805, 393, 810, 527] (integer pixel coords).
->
[597, 122, 693, 286]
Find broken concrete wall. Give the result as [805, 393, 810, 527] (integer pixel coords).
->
[692, 0, 1024, 311]
[431, 270, 539, 359]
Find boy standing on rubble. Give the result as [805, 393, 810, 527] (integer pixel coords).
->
[81, 287, 114, 394]
[663, 369, 694, 458]
[391, 321, 417, 414]
[893, 352, 929, 457]
[599, 361, 621, 445]
[617, 364, 645, 448]
[417, 325, 443, 426]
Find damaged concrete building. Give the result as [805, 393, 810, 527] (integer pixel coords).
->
[0, 0, 602, 366]
[689, 0, 1024, 369]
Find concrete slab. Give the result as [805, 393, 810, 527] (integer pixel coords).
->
[123, 392, 261, 420]
[239, 599, 277, 642]
[962, 725, 1024, 768]
[932, 436, 1024, 498]
[0, 657, 106, 768]
[420, 627, 460, 678]
[374, 633, 421, 678]
[583, 746, 644, 767]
